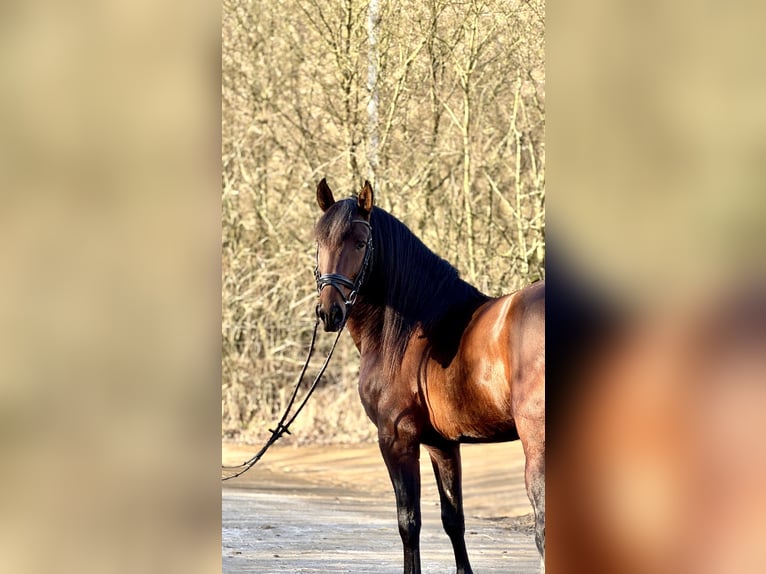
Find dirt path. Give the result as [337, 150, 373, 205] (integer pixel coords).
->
[222, 442, 539, 573]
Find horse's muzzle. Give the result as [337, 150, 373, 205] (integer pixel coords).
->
[318, 301, 345, 332]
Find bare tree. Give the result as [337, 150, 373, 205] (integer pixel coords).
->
[222, 0, 545, 440]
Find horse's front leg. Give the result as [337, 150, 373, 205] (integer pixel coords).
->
[425, 442, 473, 574]
[379, 429, 422, 574]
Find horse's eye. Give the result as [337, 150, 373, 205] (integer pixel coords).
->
[355, 241, 365, 250]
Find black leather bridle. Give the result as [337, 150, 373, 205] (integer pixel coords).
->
[314, 219, 373, 310]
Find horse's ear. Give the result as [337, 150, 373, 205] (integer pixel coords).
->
[316, 178, 335, 212]
[357, 180, 374, 217]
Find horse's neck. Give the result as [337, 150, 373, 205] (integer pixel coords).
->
[345, 316, 365, 351]
[346, 300, 385, 352]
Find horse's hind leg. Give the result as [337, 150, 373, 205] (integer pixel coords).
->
[526, 448, 545, 572]
[518, 415, 546, 572]
[425, 442, 473, 574]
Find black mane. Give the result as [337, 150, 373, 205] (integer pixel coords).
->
[316, 198, 489, 374]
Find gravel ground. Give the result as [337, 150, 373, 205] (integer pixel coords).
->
[222, 444, 540, 573]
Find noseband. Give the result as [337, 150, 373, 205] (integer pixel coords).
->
[314, 219, 373, 309]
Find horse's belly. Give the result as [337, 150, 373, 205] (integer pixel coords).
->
[426, 362, 517, 442]
[428, 398, 518, 442]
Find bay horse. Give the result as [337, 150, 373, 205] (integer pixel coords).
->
[313, 178, 545, 574]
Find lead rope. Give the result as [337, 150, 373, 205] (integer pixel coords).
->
[221, 315, 346, 481]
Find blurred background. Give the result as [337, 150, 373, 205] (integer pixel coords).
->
[221, 0, 545, 443]
[548, 1, 766, 572]
[0, 1, 220, 573]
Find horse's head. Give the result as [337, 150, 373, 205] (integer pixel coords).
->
[313, 178, 374, 332]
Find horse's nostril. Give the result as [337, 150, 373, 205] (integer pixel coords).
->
[330, 303, 343, 327]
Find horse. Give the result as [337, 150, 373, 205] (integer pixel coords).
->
[313, 178, 545, 574]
